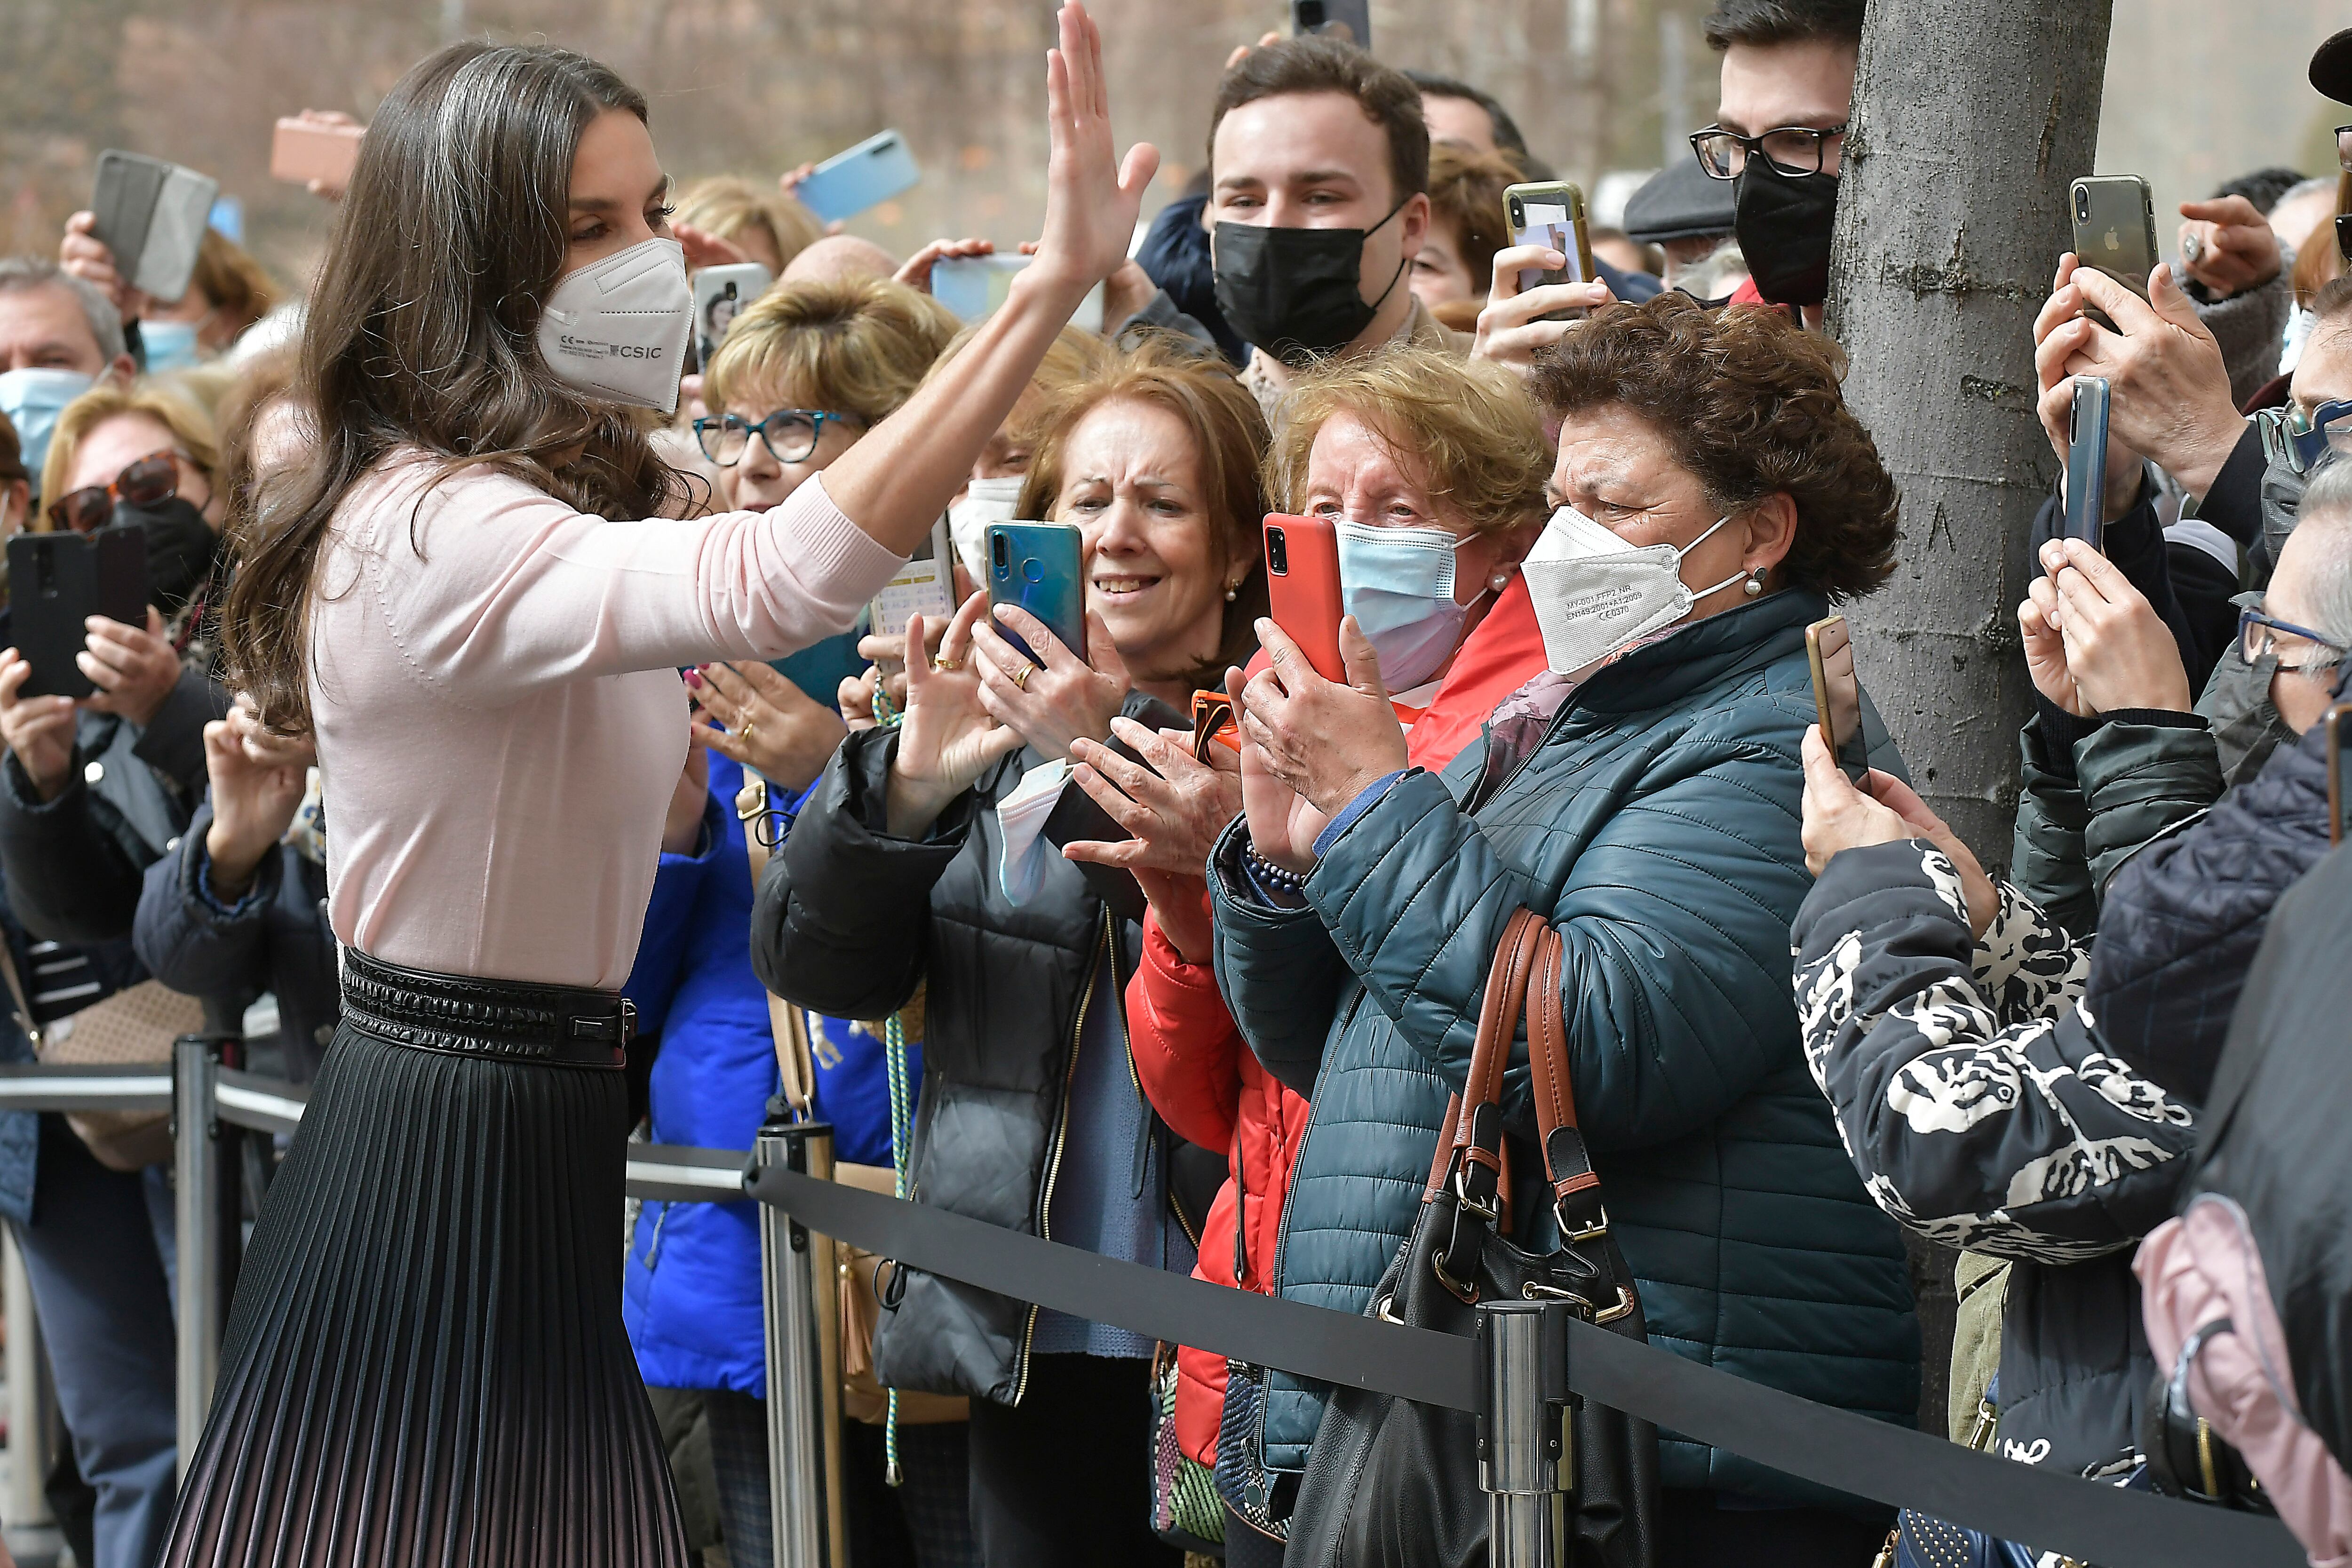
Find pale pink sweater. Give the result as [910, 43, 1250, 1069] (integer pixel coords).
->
[310, 459, 902, 990]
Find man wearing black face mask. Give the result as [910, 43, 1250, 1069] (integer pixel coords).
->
[1200, 38, 1455, 418]
[1691, 0, 1860, 325]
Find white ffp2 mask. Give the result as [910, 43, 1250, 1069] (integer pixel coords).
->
[949, 475, 1026, 581]
[1520, 506, 1745, 675]
[536, 237, 692, 415]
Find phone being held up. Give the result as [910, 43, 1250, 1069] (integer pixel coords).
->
[1504, 180, 1597, 321]
[270, 116, 365, 191]
[794, 131, 921, 225]
[986, 521, 1087, 669]
[1806, 613, 1869, 784]
[8, 528, 149, 700]
[1290, 0, 1371, 49]
[1263, 514, 1346, 683]
[2069, 175, 2157, 332]
[2063, 374, 2111, 551]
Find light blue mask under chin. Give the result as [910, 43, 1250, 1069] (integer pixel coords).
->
[138, 318, 206, 375]
[1335, 519, 1471, 691]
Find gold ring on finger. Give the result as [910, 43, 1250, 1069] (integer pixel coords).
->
[933, 654, 964, 673]
[739, 719, 757, 745]
[1009, 661, 1035, 691]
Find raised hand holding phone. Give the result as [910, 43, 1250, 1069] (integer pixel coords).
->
[970, 604, 1129, 761]
[1470, 243, 1617, 374]
[2018, 537, 2193, 717]
[1263, 515, 1345, 682]
[1234, 616, 1406, 816]
[2061, 374, 2112, 549]
[1798, 726, 1997, 936]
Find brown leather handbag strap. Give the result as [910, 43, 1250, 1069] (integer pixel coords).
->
[1452, 906, 1544, 1160]
[1522, 923, 1607, 1240]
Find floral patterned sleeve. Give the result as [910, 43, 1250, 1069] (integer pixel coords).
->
[1790, 839, 2194, 1266]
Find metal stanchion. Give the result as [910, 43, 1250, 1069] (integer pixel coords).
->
[757, 1106, 848, 1568]
[173, 1034, 227, 1475]
[2, 1226, 59, 1559]
[1478, 1299, 1571, 1568]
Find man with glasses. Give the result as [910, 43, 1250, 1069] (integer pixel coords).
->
[1692, 0, 1862, 324]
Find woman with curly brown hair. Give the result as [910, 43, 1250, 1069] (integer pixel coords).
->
[1212, 293, 1921, 1566]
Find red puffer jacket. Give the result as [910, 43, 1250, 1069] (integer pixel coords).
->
[1126, 576, 1550, 1465]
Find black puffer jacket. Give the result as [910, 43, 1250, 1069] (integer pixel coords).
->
[751, 696, 1180, 1405]
[2087, 701, 2334, 1107]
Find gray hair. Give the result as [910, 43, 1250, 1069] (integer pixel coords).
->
[0, 255, 126, 365]
[2279, 175, 2339, 210]
[2291, 458, 2352, 647]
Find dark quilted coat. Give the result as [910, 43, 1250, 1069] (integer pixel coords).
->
[1209, 589, 1920, 1502]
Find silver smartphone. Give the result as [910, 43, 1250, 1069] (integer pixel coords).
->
[92, 150, 219, 304]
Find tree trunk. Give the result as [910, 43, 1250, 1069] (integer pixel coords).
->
[1826, 0, 2114, 1442]
[1828, 0, 2114, 875]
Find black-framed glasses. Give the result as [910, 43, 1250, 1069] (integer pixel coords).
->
[1689, 122, 1846, 181]
[2335, 124, 2352, 172]
[2237, 603, 2351, 672]
[692, 408, 860, 468]
[2336, 210, 2352, 268]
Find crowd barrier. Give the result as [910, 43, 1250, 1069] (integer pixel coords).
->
[0, 1057, 2313, 1568]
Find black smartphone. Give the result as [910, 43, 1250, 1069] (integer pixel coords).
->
[2069, 175, 2156, 333]
[1806, 614, 1869, 783]
[1290, 0, 1370, 48]
[8, 528, 149, 699]
[2328, 702, 2352, 847]
[2063, 375, 2111, 551]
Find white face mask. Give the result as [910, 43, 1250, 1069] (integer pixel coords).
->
[1520, 505, 1746, 675]
[949, 475, 1026, 581]
[535, 237, 692, 415]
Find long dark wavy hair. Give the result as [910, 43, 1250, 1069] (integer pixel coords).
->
[223, 42, 684, 733]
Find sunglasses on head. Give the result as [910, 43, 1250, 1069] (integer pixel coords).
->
[48, 452, 179, 535]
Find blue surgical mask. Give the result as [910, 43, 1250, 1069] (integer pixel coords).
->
[0, 368, 95, 493]
[138, 318, 206, 374]
[1334, 520, 1479, 692]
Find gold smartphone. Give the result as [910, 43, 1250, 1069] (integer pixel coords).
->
[1806, 614, 1869, 783]
[2070, 175, 2157, 330]
[1504, 180, 1597, 321]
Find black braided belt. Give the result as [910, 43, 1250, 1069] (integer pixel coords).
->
[339, 947, 634, 1069]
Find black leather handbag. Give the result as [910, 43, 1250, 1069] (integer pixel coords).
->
[1286, 907, 1660, 1568]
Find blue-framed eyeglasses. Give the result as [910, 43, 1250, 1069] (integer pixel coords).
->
[2237, 602, 2351, 672]
[693, 408, 862, 467]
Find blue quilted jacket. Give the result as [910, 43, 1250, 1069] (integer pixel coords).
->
[1210, 589, 1920, 1502]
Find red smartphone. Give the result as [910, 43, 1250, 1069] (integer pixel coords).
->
[1263, 514, 1344, 682]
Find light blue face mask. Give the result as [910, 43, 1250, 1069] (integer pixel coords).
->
[0, 367, 95, 492]
[1334, 520, 1480, 691]
[138, 318, 206, 375]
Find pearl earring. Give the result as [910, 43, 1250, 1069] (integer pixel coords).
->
[1224, 582, 1239, 602]
[1489, 570, 1510, 592]
[1743, 567, 1767, 597]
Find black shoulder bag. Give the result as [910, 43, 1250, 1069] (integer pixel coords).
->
[1286, 907, 1660, 1568]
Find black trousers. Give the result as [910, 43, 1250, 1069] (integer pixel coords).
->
[966, 1353, 1180, 1568]
[1659, 1490, 1893, 1567]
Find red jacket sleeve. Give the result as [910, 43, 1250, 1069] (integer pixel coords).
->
[1126, 899, 1243, 1156]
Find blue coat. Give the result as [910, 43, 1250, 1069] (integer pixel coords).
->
[1210, 589, 1919, 1502]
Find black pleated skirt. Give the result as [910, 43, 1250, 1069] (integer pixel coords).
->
[160, 954, 692, 1568]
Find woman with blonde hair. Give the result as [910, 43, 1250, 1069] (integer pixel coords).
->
[675, 173, 826, 277]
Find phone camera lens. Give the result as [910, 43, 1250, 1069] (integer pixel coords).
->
[1266, 528, 1288, 575]
[2074, 190, 2089, 222]
[990, 533, 1009, 575]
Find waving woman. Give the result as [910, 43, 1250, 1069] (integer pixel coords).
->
[161, 10, 1155, 1564]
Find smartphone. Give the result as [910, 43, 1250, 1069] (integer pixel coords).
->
[931, 255, 1107, 334]
[91, 151, 218, 305]
[2063, 375, 2110, 551]
[1805, 614, 1869, 784]
[1263, 514, 1345, 683]
[8, 528, 149, 699]
[2070, 175, 2157, 330]
[870, 517, 955, 640]
[2329, 703, 2352, 847]
[269, 117, 364, 189]
[795, 131, 921, 225]
[986, 521, 1087, 667]
[692, 262, 773, 368]
[1290, 0, 1371, 48]
[1505, 181, 1596, 317]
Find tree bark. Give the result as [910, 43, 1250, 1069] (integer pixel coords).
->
[1827, 0, 2114, 1442]
[1828, 0, 2114, 876]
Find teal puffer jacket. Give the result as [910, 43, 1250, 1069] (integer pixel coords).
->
[1210, 589, 1920, 1502]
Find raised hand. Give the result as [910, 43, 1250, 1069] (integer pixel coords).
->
[2018, 537, 2193, 718]
[971, 605, 1129, 761]
[1065, 716, 1245, 877]
[0, 650, 78, 802]
[1028, 2, 1160, 299]
[687, 660, 848, 793]
[885, 596, 1025, 837]
[202, 705, 314, 899]
[2175, 195, 2281, 299]
[1470, 243, 1617, 375]
[79, 608, 180, 726]
[1234, 617, 1408, 817]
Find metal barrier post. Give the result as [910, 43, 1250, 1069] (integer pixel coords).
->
[174, 1034, 225, 1474]
[757, 1109, 847, 1568]
[2, 1226, 58, 1555]
[1479, 1299, 1571, 1568]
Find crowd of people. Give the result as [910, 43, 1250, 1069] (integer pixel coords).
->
[0, 1, 2350, 1566]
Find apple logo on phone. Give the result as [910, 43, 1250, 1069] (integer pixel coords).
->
[2104, 227, 2119, 252]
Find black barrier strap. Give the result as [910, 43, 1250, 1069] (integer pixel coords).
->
[749, 1165, 2308, 1568]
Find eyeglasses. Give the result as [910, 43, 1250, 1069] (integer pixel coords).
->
[692, 409, 860, 468]
[2237, 603, 2350, 672]
[2336, 210, 2352, 269]
[48, 451, 180, 534]
[2335, 124, 2352, 172]
[1689, 122, 1846, 181]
